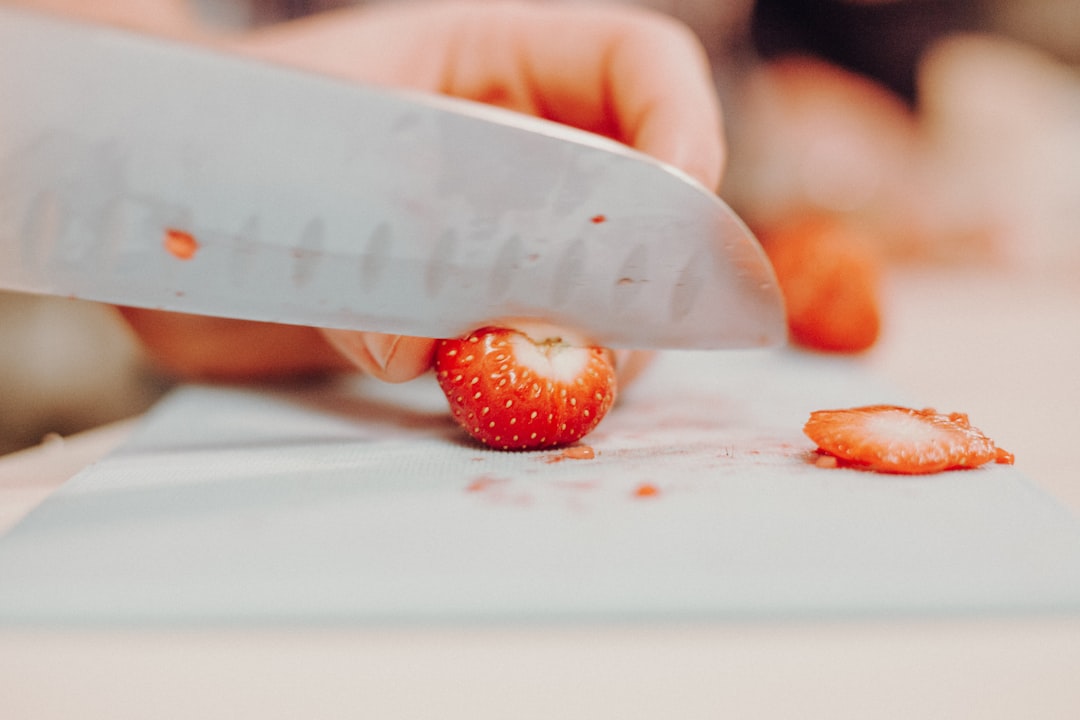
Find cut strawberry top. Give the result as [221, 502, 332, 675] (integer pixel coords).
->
[435, 324, 617, 451]
[804, 405, 1013, 475]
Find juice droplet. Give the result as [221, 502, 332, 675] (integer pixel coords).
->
[815, 454, 839, 469]
[633, 483, 660, 498]
[562, 445, 595, 460]
[590, 214, 607, 224]
[164, 228, 199, 260]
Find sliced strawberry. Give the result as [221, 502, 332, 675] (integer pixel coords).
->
[804, 405, 1013, 474]
[434, 323, 617, 451]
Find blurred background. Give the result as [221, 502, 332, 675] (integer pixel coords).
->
[2, 0, 1078, 455]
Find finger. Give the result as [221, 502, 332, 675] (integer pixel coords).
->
[444, 3, 725, 189]
[319, 329, 436, 383]
[234, 2, 725, 189]
[12, 0, 203, 38]
[597, 11, 726, 190]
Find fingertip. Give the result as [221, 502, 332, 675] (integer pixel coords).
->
[380, 335, 438, 383]
[635, 121, 725, 192]
[606, 14, 726, 191]
[320, 330, 436, 383]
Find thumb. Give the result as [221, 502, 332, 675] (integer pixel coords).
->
[320, 329, 436, 383]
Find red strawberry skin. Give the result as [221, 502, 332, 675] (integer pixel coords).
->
[434, 324, 617, 451]
[759, 215, 882, 354]
[804, 405, 1012, 474]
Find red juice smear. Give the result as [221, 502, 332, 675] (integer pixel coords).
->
[164, 228, 199, 260]
[466, 476, 505, 493]
[590, 214, 607, 224]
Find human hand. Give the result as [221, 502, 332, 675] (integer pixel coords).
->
[4, 0, 199, 37]
[119, 1, 721, 385]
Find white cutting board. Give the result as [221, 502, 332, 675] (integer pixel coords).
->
[2, 349, 1079, 624]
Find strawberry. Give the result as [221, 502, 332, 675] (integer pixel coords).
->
[434, 322, 617, 451]
[804, 405, 1014, 475]
[759, 214, 882, 353]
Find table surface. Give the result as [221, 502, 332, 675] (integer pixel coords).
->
[2, 264, 1079, 719]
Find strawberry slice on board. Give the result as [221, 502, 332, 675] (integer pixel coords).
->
[804, 405, 1014, 475]
[434, 322, 617, 451]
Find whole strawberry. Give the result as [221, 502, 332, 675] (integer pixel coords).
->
[434, 323, 617, 450]
[759, 214, 882, 354]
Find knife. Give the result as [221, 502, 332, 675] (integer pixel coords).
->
[0, 7, 786, 350]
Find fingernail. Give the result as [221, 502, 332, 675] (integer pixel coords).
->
[362, 332, 401, 373]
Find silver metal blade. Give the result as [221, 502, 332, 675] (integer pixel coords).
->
[0, 8, 786, 350]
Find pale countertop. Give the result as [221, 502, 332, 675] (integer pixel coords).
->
[1, 264, 1079, 719]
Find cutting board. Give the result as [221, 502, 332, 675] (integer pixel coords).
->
[2, 349, 1079, 624]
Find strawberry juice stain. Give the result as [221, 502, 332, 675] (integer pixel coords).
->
[633, 483, 660, 499]
[164, 228, 199, 260]
[544, 445, 596, 463]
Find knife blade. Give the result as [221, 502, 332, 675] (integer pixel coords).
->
[0, 7, 786, 350]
